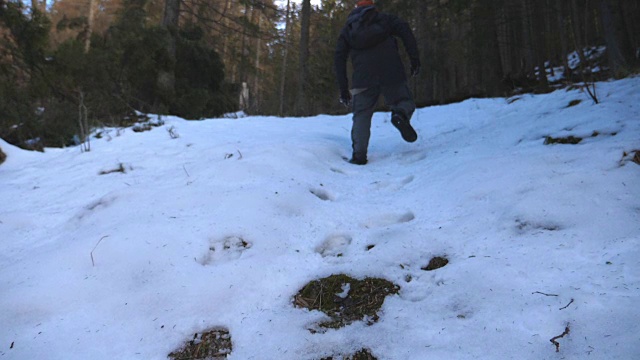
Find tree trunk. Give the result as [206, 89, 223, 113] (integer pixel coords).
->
[279, 0, 291, 116]
[533, 0, 549, 88]
[520, 0, 535, 77]
[570, 0, 589, 72]
[598, 0, 630, 77]
[156, 0, 180, 110]
[84, 0, 96, 53]
[556, 0, 572, 79]
[221, 0, 231, 62]
[296, 0, 311, 116]
[253, 14, 262, 112]
[239, 2, 249, 88]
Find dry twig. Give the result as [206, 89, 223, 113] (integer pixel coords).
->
[559, 298, 574, 310]
[91, 236, 109, 266]
[550, 325, 571, 352]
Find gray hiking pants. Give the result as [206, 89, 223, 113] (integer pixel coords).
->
[351, 81, 415, 159]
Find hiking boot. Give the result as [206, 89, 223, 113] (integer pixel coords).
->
[348, 156, 367, 165]
[391, 113, 418, 143]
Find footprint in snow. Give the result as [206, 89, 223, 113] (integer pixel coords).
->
[199, 235, 252, 265]
[76, 194, 118, 220]
[514, 218, 562, 235]
[310, 187, 335, 201]
[402, 152, 427, 164]
[330, 167, 346, 175]
[371, 175, 415, 191]
[360, 211, 415, 229]
[315, 234, 352, 258]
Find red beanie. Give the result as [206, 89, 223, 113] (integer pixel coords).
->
[357, 0, 375, 7]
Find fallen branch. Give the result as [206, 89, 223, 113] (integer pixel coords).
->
[532, 291, 559, 297]
[91, 235, 109, 266]
[550, 325, 570, 352]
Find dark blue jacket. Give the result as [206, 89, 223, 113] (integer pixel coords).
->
[335, 6, 420, 92]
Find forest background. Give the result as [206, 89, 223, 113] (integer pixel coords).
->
[0, 0, 638, 149]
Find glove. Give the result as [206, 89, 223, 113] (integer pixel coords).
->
[410, 59, 421, 78]
[339, 89, 352, 107]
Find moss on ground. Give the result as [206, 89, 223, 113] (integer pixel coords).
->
[168, 328, 232, 360]
[320, 348, 377, 360]
[294, 274, 399, 329]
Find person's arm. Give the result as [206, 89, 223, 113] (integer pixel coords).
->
[388, 14, 420, 73]
[334, 30, 351, 93]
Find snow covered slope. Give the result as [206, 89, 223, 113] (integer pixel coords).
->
[1, 78, 639, 359]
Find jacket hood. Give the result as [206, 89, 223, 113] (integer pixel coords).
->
[347, 5, 376, 25]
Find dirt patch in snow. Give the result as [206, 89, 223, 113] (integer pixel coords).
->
[169, 328, 232, 360]
[294, 274, 399, 330]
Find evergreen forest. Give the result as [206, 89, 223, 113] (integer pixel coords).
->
[1, 0, 638, 149]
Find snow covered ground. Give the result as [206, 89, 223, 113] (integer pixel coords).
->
[1, 77, 639, 360]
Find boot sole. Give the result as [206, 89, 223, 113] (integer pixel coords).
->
[392, 118, 418, 143]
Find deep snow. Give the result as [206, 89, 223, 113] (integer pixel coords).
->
[1, 77, 639, 359]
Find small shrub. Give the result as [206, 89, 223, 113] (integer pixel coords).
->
[0, 146, 6, 165]
[167, 126, 179, 139]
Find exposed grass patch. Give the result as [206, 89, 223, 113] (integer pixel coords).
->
[618, 150, 640, 167]
[320, 348, 377, 360]
[567, 99, 582, 107]
[98, 163, 126, 175]
[544, 130, 617, 145]
[544, 135, 582, 145]
[169, 328, 232, 360]
[294, 274, 399, 329]
[421, 256, 449, 271]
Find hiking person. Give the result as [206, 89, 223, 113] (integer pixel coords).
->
[335, 0, 421, 165]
